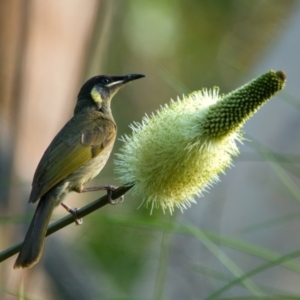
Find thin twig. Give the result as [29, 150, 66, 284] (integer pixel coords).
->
[0, 184, 133, 263]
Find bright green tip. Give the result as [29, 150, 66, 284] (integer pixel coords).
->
[115, 70, 286, 213]
[202, 70, 286, 139]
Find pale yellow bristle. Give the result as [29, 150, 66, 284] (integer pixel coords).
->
[115, 70, 286, 213]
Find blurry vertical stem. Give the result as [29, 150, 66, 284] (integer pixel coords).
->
[18, 278, 24, 300]
[83, 0, 118, 79]
[155, 64, 190, 95]
[185, 222, 265, 298]
[153, 215, 173, 300]
[7, 0, 32, 207]
[250, 136, 300, 204]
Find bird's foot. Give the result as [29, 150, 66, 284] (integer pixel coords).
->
[81, 185, 124, 204]
[61, 202, 83, 225]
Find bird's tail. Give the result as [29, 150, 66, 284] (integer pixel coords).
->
[14, 194, 57, 269]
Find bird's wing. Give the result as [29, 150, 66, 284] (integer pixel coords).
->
[29, 115, 116, 203]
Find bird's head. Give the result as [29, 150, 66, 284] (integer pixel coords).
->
[75, 74, 145, 115]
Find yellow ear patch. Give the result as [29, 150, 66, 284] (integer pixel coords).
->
[91, 86, 102, 103]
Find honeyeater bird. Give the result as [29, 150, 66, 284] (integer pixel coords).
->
[14, 73, 145, 269]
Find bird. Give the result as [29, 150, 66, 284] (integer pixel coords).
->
[14, 73, 145, 269]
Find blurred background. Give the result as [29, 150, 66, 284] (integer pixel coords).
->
[1, 0, 300, 299]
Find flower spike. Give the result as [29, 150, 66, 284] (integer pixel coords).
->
[115, 71, 286, 213]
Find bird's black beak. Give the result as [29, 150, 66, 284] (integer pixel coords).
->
[123, 74, 145, 84]
[107, 74, 145, 89]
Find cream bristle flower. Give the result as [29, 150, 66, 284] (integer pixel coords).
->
[115, 71, 286, 213]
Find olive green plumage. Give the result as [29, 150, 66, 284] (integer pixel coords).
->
[14, 74, 145, 269]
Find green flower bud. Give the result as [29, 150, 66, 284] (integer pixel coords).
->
[115, 71, 286, 213]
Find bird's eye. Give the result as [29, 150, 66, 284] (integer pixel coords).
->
[101, 78, 110, 84]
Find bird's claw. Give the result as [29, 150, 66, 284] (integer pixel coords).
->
[61, 202, 83, 225]
[82, 184, 124, 204]
[103, 185, 124, 204]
